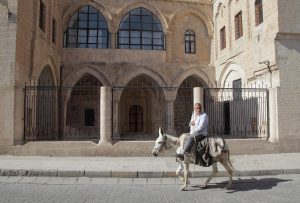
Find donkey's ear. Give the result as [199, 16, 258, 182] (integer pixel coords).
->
[159, 127, 164, 136]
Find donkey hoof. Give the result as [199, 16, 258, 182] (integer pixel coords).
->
[180, 186, 187, 191]
[200, 184, 208, 189]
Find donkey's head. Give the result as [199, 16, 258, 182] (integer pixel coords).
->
[152, 128, 166, 157]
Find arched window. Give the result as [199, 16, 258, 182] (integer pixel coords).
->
[64, 5, 109, 48]
[255, 0, 263, 26]
[118, 7, 164, 50]
[185, 30, 196, 53]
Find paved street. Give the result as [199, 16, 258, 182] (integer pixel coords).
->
[0, 174, 300, 203]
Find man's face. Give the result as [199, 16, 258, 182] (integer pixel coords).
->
[194, 105, 201, 115]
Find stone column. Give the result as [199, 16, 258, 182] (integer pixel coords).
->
[268, 88, 279, 143]
[99, 86, 112, 145]
[193, 87, 204, 110]
[112, 90, 120, 140]
[110, 33, 116, 49]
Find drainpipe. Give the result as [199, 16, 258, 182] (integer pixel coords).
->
[258, 60, 272, 87]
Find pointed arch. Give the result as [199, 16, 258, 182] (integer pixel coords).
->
[63, 4, 109, 48]
[218, 62, 246, 87]
[116, 6, 165, 50]
[62, 0, 112, 32]
[63, 64, 110, 87]
[171, 67, 215, 88]
[169, 7, 213, 37]
[115, 2, 167, 33]
[117, 74, 166, 140]
[37, 65, 55, 86]
[115, 66, 167, 87]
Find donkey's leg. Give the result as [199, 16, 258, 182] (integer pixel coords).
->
[180, 161, 190, 191]
[219, 154, 233, 190]
[203, 162, 218, 188]
[176, 162, 184, 181]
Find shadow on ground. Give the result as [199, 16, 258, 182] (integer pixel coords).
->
[188, 177, 291, 193]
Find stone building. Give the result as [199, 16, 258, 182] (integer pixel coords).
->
[0, 0, 299, 155]
[212, 0, 300, 152]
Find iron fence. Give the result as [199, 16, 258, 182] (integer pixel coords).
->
[24, 84, 269, 141]
[112, 86, 193, 140]
[24, 84, 100, 141]
[204, 87, 269, 138]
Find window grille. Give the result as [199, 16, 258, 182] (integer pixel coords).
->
[129, 105, 143, 132]
[63, 5, 109, 48]
[84, 109, 95, 126]
[117, 7, 164, 50]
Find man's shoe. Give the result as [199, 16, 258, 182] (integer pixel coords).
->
[174, 153, 184, 161]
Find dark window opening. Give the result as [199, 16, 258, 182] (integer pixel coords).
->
[39, 0, 46, 32]
[224, 101, 230, 135]
[220, 26, 226, 50]
[255, 0, 263, 26]
[233, 79, 242, 100]
[52, 18, 57, 44]
[84, 108, 95, 126]
[234, 11, 243, 40]
[185, 29, 196, 54]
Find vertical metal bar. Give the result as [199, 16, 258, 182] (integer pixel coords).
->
[58, 65, 64, 140]
[23, 84, 27, 140]
[266, 89, 270, 139]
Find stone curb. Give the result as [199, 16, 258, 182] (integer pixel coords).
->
[0, 169, 300, 178]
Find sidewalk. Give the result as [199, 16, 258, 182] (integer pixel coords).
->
[0, 153, 299, 178]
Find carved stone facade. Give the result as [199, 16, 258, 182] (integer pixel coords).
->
[0, 0, 300, 155]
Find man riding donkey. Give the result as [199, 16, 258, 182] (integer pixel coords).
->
[175, 102, 208, 162]
[153, 102, 234, 190]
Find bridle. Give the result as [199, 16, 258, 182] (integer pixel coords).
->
[157, 134, 172, 152]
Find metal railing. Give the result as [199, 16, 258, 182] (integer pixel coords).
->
[24, 85, 269, 141]
[204, 87, 269, 138]
[24, 83, 100, 141]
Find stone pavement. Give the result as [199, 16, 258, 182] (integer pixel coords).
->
[0, 153, 299, 178]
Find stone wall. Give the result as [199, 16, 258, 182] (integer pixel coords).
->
[60, 0, 214, 88]
[275, 0, 300, 151]
[0, 1, 17, 153]
[14, 0, 62, 143]
[213, 0, 279, 88]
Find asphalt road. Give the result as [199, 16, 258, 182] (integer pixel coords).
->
[0, 174, 299, 203]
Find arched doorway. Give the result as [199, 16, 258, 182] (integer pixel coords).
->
[36, 66, 56, 140]
[65, 74, 102, 140]
[174, 76, 203, 135]
[117, 75, 166, 140]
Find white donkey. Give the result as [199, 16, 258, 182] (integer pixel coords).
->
[152, 128, 234, 191]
